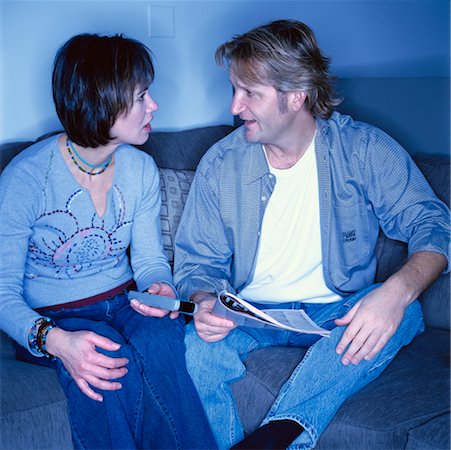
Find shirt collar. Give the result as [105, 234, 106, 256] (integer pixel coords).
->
[242, 143, 270, 184]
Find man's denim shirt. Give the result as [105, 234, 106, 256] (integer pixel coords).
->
[174, 112, 450, 300]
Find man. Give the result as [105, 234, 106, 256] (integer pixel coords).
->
[174, 20, 450, 450]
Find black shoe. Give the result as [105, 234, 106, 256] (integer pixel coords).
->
[231, 419, 303, 450]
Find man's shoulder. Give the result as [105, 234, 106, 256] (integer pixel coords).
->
[197, 126, 253, 173]
[320, 111, 381, 139]
[319, 111, 403, 160]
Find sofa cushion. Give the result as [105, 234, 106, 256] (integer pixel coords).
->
[0, 359, 72, 449]
[0, 330, 16, 360]
[159, 168, 195, 265]
[417, 272, 450, 330]
[231, 347, 308, 433]
[406, 413, 450, 449]
[138, 125, 234, 171]
[233, 328, 450, 449]
[0, 141, 34, 172]
[415, 156, 450, 207]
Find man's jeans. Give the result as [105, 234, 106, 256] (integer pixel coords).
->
[35, 293, 217, 450]
[185, 284, 424, 450]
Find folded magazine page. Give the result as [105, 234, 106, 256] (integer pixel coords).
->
[212, 290, 330, 336]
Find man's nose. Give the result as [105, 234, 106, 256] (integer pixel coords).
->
[231, 93, 245, 116]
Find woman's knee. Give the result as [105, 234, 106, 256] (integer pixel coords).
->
[129, 315, 185, 355]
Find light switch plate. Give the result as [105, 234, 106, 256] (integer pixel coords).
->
[147, 4, 175, 38]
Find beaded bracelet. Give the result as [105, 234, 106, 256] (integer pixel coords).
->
[28, 317, 45, 353]
[28, 317, 57, 360]
[36, 318, 57, 360]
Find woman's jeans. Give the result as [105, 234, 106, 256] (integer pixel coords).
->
[33, 293, 217, 450]
[185, 284, 424, 450]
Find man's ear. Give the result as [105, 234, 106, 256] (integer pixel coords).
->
[291, 91, 307, 112]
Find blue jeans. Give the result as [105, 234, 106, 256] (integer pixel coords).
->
[184, 284, 424, 450]
[34, 293, 217, 450]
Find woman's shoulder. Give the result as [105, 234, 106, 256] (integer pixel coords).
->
[116, 144, 156, 167]
[115, 145, 159, 190]
[2, 135, 61, 178]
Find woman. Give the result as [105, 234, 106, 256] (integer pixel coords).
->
[0, 34, 216, 449]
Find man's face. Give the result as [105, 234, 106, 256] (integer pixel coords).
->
[229, 69, 293, 146]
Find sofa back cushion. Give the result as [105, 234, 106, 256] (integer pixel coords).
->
[137, 125, 234, 171]
[159, 168, 195, 263]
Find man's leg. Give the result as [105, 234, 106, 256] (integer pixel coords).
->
[259, 287, 424, 450]
[185, 321, 288, 450]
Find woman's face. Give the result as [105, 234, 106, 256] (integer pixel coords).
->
[110, 86, 158, 146]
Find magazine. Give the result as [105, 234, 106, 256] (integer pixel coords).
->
[212, 290, 330, 336]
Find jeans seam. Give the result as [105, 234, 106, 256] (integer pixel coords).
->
[131, 342, 181, 450]
[133, 384, 144, 442]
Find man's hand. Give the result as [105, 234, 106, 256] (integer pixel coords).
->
[46, 327, 129, 402]
[191, 291, 236, 342]
[335, 251, 447, 365]
[129, 282, 179, 319]
[334, 283, 407, 365]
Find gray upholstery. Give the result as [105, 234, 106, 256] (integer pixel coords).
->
[159, 168, 195, 265]
[0, 126, 449, 450]
[1, 359, 72, 450]
[138, 125, 234, 170]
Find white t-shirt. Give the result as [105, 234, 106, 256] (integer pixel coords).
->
[239, 138, 342, 304]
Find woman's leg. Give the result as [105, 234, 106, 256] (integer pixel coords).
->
[52, 315, 142, 450]
[114, 303, 218, 449]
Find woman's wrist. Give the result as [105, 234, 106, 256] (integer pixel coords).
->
[28, 317, 58, 360]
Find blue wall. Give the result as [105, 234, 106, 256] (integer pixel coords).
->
[1, 0, 449, 156]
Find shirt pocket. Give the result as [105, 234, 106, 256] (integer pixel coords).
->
[333, 202, 371, 269]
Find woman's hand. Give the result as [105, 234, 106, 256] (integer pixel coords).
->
[45, 327, 129, 402]
[129, 282, 179, 319]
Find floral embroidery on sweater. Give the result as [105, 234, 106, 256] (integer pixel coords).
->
[28, 186, 132, 278]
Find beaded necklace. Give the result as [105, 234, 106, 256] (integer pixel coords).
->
[66, 138, 112, 176]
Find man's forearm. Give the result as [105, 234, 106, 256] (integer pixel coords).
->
[383, 251, 447, 307]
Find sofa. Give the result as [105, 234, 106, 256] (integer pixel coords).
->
[0, 124, 449, 450]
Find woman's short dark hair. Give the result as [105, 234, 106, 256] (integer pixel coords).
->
[216, 20, 341, 119]
[52, 33, 154, 148]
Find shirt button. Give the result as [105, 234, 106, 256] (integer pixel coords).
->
[261, 196, 267, 201]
